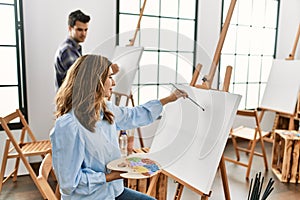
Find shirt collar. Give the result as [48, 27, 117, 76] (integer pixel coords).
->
[67, 37, 82, 53]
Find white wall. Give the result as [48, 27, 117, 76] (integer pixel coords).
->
[22, 0, 115, 142]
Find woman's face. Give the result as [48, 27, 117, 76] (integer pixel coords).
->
[103, 67, 115, 98]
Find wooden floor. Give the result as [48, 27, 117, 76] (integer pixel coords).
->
[210, 139, 300, 200]
[0, 140, 299, 200]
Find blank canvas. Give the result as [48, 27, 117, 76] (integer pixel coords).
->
[260, 59, 300, 115]
[111, 46, 144, 96]
[148, 85, 241, 194]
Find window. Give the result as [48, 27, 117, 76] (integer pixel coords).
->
[0, 0, 27, 128]
[117, 0, 198, 104]
[219, 0, 279, 109]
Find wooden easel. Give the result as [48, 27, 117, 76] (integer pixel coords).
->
[128, 0, 147, 47]
[167, 66, 233, 200]
[286, 24, 300, 61]
[145, 69, 233, 200]
[282, 23, 300, 128]
[193, 0, 236, 91]
[170, 0, 237, 198]
[127, 0, 147, 147]
[113, 0, 148, 148]
[147, 0, 237, 199]
[267, 23, 300, 141]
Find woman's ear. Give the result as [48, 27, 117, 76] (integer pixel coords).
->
[111, 64, 119, 75]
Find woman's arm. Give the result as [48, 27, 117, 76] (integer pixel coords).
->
[106, 170, 125, 182]
[110, 89, 187, 130]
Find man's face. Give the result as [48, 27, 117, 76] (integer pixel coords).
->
[69, 21, 89, 43]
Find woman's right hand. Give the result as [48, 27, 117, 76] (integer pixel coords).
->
[159, 89, 188, 106]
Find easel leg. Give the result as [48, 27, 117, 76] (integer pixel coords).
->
[137, 127, 144, 148]
[200, 194, 209, 200]
[270, 113, 280, 141]
[288, 116, 295, 130]
[146, 172, 167, 199]
[146, 173, 159, 196]
[219, 155, 231, 200]
[130, 94, 145, 148]
[174, 183, 184, 200]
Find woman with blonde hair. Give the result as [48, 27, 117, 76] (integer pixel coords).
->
[50, 54, 187, 199]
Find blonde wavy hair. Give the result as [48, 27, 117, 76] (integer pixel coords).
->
[55, 54, 114, 132]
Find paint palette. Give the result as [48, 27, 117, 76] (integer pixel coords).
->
[107, 155, 161, 179]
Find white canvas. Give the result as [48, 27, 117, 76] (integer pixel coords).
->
[148, 85, 241, 194]
[260, 59, 300, 115]
[111, 46, 144, 96]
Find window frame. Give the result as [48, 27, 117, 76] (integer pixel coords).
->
[0, 0, 28, 130]
[218, 0, 280, 110]
[116, 0, 199, 105]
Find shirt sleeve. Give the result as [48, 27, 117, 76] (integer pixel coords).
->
[50, 115, 107, 196]
[109, 99, 163, 131]
[58, 47, 79, 75]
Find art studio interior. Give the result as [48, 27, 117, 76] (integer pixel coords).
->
[0, 0, 300, 199]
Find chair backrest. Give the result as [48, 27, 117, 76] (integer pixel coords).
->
[37, 153, 60, 200]
[0, 109, 36, 144]
[16, 109, 37, 141]
[236, 110, 260, 128]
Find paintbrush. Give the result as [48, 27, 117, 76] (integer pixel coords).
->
[170, 83, 205, 111]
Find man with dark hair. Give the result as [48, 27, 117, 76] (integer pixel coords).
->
[54, 9, 91, 90]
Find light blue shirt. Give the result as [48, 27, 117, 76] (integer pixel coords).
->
[50, 100, 163, 200]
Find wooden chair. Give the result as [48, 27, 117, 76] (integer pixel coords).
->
[224, 110, 269, 179]
[0, 109, 52, 194]
[37, 153, 60, 200]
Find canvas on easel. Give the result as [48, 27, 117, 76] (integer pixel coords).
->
[109, 46, 144, 106]
[259, 59, 300, 116]
[259, 59, 300, 134]
[148, 85, 241, 196]
[225, 59, 300, 179]
[109, 0, 147, 105]
[269, 24, 300, 134]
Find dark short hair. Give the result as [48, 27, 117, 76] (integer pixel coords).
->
[68, 10, 90, 27]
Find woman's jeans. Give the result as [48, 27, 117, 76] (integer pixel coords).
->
[116, 187, 156, 200]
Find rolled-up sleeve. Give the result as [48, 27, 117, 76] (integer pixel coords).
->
[109, 100, 163, 130]
[50, 115, 107, 196]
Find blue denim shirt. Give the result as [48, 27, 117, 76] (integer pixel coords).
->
[50, 100, 163, 200]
